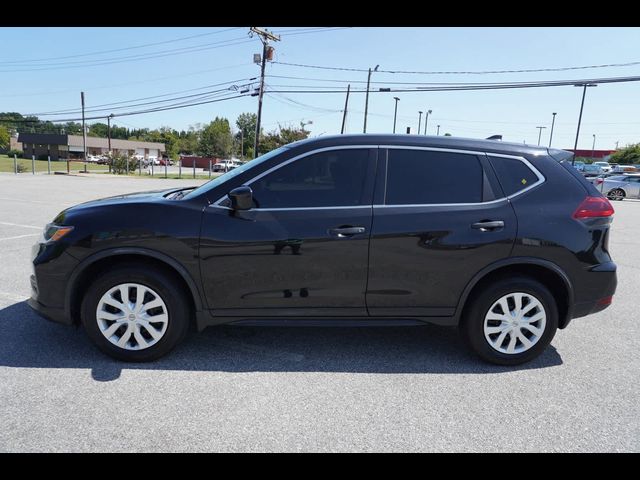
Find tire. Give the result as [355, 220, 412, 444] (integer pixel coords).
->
[461, 276, 558, 366]
[81, 264, 190, 362]
[607, 188, 625, 201]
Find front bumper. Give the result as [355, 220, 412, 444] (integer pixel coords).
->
[27, 296, 72, 325]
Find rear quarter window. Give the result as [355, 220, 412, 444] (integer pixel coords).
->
[487, 156, 540, 196]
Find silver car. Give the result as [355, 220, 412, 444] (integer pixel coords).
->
[598, 174, 640, 200]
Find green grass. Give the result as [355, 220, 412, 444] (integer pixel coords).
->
[0, 154, 109, 173]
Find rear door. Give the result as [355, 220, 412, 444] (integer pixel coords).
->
[366, 147, 519, 317]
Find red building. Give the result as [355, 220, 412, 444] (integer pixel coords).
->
[179, 155, 222, 169]
[566, 149, 616, 159]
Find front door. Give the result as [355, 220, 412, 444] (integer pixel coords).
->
[200, 147, 377, 317]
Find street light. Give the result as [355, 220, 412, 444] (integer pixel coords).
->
[548, 112, 557, 148]
[363, 64, 379, 133]
[392, 97, 400, 134]
[436, 125, 441, 136]
[572, 83, 597, 165]
[536, 126, 547, 146]
[424, 109, 432, 135]
[591, 134, 596, 160]
[417, 111, 423, 136]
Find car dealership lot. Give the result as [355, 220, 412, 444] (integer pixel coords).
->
[0, 173, 638, 452]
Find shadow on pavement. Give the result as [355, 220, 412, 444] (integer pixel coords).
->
[0, 301, 563, 382]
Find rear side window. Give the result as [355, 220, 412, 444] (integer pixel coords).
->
[386, 149, 483, 204]
[487, 156, 539, 196]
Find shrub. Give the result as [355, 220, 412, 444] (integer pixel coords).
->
[16, 163, 27, 173]
[6, 149, 23, 157]
[109, 153, 138, 175]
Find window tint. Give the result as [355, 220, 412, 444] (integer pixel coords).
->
[386, 149, 483, 204]
[487, 156, 540, 196]
[250, 149, 370, 208]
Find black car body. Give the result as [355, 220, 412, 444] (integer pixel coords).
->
[29, 134, 617, 364]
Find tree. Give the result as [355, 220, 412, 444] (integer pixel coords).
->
[235, 112, 257, 159]
[258, 122, 311, 154]
[0, 125, 10, 151]
[609, 143, 640, 164]
[198, 117, 232, 157]
[444, 132, 452, 136]
[88, 123, 109, 137]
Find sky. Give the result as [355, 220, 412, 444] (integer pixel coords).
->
[1, 26, 639, 150]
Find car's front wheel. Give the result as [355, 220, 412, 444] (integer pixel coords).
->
[81, 265, 190, 362]
[461, 276, 558, 365]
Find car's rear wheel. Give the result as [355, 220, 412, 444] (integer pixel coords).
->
[461, 276, 558, 365]
[81, 265, 190, 362]
[607, 188, 625, 201]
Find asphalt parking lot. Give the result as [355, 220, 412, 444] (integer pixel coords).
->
[0, 173, 638, 452]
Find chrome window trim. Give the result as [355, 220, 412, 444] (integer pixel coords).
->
[210, 144, 546, 210]
[212, 145, 376, 208]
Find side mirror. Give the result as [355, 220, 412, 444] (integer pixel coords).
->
[228, 186, 253, 210]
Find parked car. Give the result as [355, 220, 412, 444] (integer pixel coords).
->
[28, 135, 617, 365]
[611, 165, 639, 173]
[591, 172, 628, 186]
[572, 161, 586, 172]
[159, 158, 173, 166]
[593, 161, 612, 173]
[582, 164, 604, 177]
[598, 174, 640, 200]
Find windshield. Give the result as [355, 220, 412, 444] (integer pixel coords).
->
[183, 146, 290, 201]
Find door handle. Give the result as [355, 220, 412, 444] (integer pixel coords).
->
[329, 226, 366, 238]
[471, 220, 504, 231]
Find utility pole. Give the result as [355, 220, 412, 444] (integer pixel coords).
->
[591, 134, 596, 160]
[424, 109, 432, 135]
[250, 27, 280, 158]
[81, 91, 87, 172]
[615, 141, 619, 150]
[341, 84, 351, 134]
[417, 111, 423, 136]
[392, 97, 400, 134]
[363, 65, 379, 133]
[536, 126, 547, 146]
[107, 113, 114, 174]
[548, 112, 557, 148]
[572, 83, 597, 165]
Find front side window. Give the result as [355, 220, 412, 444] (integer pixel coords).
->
[250, 149, 370, 208]
[385, 149, 483, 204]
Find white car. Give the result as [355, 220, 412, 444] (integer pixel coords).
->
[593, 161, 612, 173]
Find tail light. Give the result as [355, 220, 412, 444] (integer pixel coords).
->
[573, 196, 615, 219]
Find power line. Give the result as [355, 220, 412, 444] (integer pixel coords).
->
[273, 60, 640, 75]
[262, 74, 640, 94]
[0, 38, 254, 72]
[0, 28, 243, 64]
[28, 77, 258, 116]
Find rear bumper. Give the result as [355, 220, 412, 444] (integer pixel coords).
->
[565, 261, 617, 328]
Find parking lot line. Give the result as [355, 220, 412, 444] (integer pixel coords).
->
[0, 221, 42, 230]
[0, 233, 39, 242]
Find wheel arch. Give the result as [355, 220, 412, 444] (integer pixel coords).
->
[65, 247, 204, 326]
[455, 257, 574, 329]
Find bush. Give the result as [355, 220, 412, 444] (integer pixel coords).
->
[6, 149, 23, 157]
[109, 153, 138, 175]
[16, 164, 27, 173]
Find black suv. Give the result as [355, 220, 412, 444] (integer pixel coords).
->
[28, 135, 617, 365]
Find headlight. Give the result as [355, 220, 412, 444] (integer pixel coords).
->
[43, 224, 74, 242]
